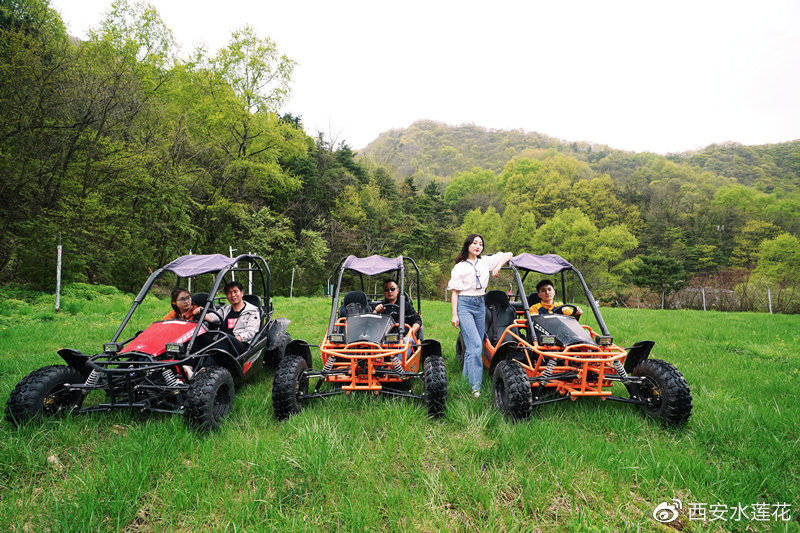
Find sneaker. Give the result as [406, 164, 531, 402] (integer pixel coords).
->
[471, 390, 481, 398]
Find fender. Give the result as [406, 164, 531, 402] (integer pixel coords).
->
[58, 348, 92, 378]
[420, 338, 442, 365]
[488, 341, 522, 376]
[624, 340, 655, 373]
[265, 318, 291, 351]
[285, 339, 313, 368]
[206, 349, 245, 383]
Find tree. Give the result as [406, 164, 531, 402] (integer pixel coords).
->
[628, 255, 687, 309]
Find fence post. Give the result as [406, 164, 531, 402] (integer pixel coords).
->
[767, 286, 773, 314]
[701, 286, 706, 311]
[229, 246, 237, 280]
[290, 267, 295, 298]
[55, 234, 62, 312]
[248, 251, 253, 294]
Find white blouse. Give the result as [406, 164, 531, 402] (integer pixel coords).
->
[447, 253, 507, 296]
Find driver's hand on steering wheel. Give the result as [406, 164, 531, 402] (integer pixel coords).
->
[374, 303, 385, 313]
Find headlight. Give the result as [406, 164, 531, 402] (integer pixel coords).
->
[539, 335, 557, 346]
[596, 336, 613, 346]
[384, 333, 400, 343]
[329, 333, 345, 343]
[165, 343, 185, 355]
[103, 342, 121, 354]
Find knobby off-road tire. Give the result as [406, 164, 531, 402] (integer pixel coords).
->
[422, 355, 447, 418]
[5, 365, 84, 424]
[631, 359, 692, 427]
[493, 360, 532, 421]
[184, 366, 235, 431]
[455, 333, 465, 369]
[272, 354, 309, 420]
[263, 332, 291, 371]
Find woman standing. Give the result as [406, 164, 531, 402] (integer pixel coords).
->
[448, 234, 513, 397]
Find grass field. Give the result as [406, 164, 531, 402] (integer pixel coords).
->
[1, 286, 798, 531]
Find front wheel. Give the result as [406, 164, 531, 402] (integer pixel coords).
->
[184, 366, 235, 431]
[493, 360, 532, 420]
[631, 359, 692, 427]
[5, 365, 84, 424]
[455, 333, 465, 369]
[272, 354, 309, 420]
[422, 356, 447, 418]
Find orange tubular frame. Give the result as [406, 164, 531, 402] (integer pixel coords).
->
[484, 317, 628, 400]
[319, 317, 421, 393]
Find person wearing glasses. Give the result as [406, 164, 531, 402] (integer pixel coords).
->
[163, 287, 203, 321]
[373, 279, 422, 339]
[447, 234, 513, 398]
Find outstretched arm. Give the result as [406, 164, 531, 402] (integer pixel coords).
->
[491, 252, 514, 277]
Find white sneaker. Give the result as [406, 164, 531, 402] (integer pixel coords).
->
[472, 390, 481, 398]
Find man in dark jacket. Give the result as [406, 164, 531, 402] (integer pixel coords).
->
[372, 279, 421, 338]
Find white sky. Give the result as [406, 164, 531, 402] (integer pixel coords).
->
[51, 0, 800, 154]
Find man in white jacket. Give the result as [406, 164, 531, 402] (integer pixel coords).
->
[204, 281, 260, 355]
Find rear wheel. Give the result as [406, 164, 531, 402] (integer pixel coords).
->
[422, 355, 447, 418]
[272, 354, 309, 420]
[492, 360, 532, 420]
[631, 359, 692, 427]
[455, 333, 465, 369]
[5, 365, 84, 424]
[184, 366, 235, 431]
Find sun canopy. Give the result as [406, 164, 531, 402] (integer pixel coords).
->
[509, 253, 574, 274]
[342, 255, 403, 276]
[163, 254, 248, 277]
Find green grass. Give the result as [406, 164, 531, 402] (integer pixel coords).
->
[1, 288, 799, 531]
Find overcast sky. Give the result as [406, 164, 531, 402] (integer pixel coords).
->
[50, 0, 800, 154]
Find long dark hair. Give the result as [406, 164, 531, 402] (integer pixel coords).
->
[170, 287, 190, 316]
[455, 233, 484, 264]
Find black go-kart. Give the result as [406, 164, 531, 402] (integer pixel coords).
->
[5, 254, 291, 430]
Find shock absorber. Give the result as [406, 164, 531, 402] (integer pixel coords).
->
[613, 360, 628, 379]
[162, 368, 179, 387]
[84, 369, 100, 387]
[392, 356, 404, 374]
[541, 358, 557, 380]
[323, 356, 334, 372]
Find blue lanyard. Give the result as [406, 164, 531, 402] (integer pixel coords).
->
[467, 259, 482, 289]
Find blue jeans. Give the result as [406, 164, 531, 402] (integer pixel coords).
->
[458, 295, 485, 391]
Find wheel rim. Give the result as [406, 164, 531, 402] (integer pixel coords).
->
[42, 385, 79, 415]
[213, 383, 232, 418]
[494, 372, 506, 410]
[642, 376, 663, 410]
[295, 370, 308, 404]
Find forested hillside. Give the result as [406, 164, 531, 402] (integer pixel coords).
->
[1, 1, 798, 311]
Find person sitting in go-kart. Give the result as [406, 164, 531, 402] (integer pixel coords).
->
[372, 279, 422, 340]
[163, 287, 203, 321]
[203, 281, 260, 355]
[530, 279, 583, 318]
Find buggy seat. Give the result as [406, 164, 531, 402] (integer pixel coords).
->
[484, 290, 516, 345]
[242, 294, 263, 322]
[339, 291, 370, 318]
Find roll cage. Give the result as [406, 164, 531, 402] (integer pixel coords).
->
[326, 254, 422, 340]
[87, 254, 273, 373]
[504, 253, 610, 338]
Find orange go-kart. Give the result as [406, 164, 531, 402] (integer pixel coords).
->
[272, 255, 447, 419]
[456, 253, 692, 426]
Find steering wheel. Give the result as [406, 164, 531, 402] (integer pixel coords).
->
[379, 303, 401, 321]
[203, 308, 224, 330]
[553, 304, 580, 320]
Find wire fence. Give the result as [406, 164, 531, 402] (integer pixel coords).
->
[626, 284, 800, 314]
